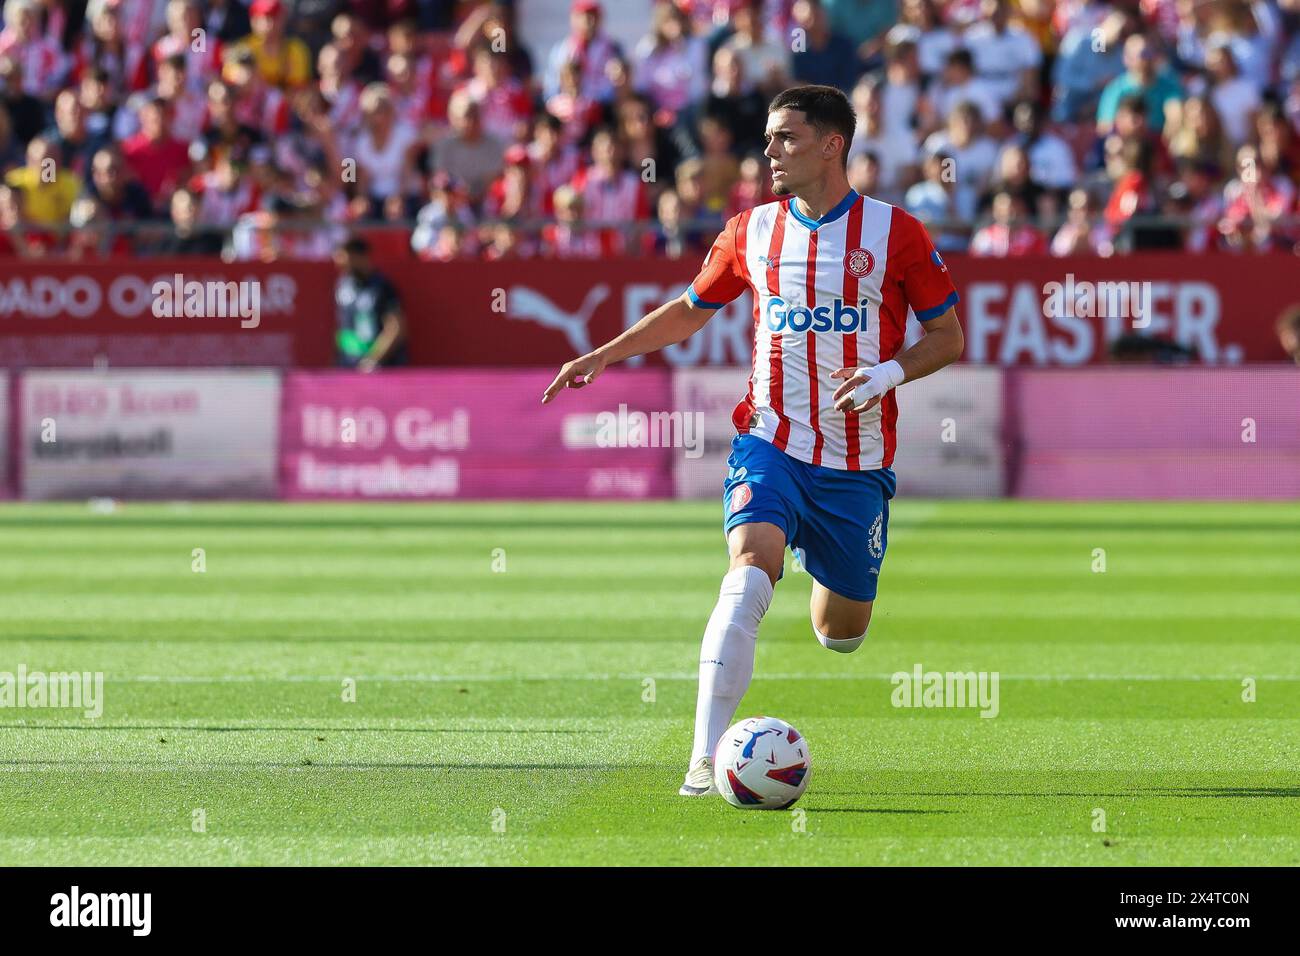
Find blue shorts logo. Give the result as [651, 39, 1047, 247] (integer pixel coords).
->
[868, 512, 884, 559]
[765, 295, 872, 333]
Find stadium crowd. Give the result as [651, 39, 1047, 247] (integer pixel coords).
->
[0, 0, 1297, 260]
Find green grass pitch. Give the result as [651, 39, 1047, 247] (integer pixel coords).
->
[0, 499, 1296, 866]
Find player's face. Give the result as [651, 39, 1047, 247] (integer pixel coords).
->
[764, 109, 833, 197]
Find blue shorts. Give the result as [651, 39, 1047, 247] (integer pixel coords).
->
[722, 434, 896, 602]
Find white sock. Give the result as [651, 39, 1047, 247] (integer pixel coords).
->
[690, 565, 774, 765]
[814, 624, 867, 654]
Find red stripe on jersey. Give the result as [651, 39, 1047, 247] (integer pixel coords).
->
[805, 229, 822, 466]
[767, 204, 790, 451]
[731, 210, 758, 435]
[842, 199, 865, 470]
[880, 207, 911, 467]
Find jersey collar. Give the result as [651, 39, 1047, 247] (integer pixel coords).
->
[787, 189, 859, 231]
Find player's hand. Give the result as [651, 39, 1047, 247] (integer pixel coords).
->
[542, 354, 607, 404]
[830, 361, 905, 414]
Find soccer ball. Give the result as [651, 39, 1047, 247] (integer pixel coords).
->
[713, 716, 811, 809]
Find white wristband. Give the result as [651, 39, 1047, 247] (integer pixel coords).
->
[851, 360, 905, 407]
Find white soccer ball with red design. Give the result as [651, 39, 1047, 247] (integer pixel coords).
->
[713, 716, 811, 809]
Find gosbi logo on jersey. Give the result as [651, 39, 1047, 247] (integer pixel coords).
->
[844, 247, 875, 278]
[764, 295, 873, 333]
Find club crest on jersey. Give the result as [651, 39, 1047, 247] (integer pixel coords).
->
[844, 247, 875, 278]
[729, 483, 753, 514]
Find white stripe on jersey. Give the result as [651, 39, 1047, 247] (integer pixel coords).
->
[741, 193, 897, 471]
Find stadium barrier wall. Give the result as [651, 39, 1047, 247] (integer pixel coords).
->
[279, 369, 675, 499]
[672, 365, 1006, 499]
[381, 254, 1294, 367]
[1, 255, 1295, 371]
[1009, 367, 1300, 500]
[2, 367, 1297, 501]
[0, 260, 336, 368]
[16, 369, 281, 501]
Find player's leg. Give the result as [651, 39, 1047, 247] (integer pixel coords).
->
[681, 435, 799, 796]
[810, 582, 873, 653]
[796, 473, 891, 654]
[681, 521, 785, 796]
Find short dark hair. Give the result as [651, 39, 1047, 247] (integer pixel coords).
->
[342, 235, 371, 256]
[767, 84, 856, 169]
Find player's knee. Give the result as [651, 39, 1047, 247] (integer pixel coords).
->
[812, 623, 868, 654]
[730, 552, 782, 588]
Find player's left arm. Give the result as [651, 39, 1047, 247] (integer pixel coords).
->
[831, 308, 963, 413]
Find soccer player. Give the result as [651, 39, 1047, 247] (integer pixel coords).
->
[542, 85, 965, 796]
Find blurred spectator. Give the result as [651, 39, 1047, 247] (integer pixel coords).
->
[457, 43, 533, 144]
[204, 0, 251, 46]
[351, 82, 422, 217]
[148, 186, 224, 254]
[877, 31, 922, 140]
[923, 100, 999, 221]
[46, 88, 109, 183]
[1174, 158, 1226, 253]
[432, 92, 504, 205]
[789, 0, 861, 94]
[546, 58, 603, 145]
[719, 0, 792, 98]
[1164, 93, 1234, 173]
[571, 125, 650, 252]
[1050, 187, 1110, 255]
[904, 150, 951, 223]
[334, 234, 407, 372]
[848, 150, 881, 197]
[1218, 143, 1296, 251]
[928, 48, 1001, 130]
[900, 0, 957, 80]
[963, 0, 1042, 109]
[540, 183, 602, 258]
[726, 154, 775, 219]
[122, 97, 190, 210]
[153, 0, 222, 96]
[849, 78, 918, 205]
[1051, 0, 1127, 123]
[544, 0, 622, 104]
[633, 0, 707, 116]
[1102, 135, 1158, 243]
[526, 112, 581, 216]
[411, 171, 477, 257]
[648, 186, 707, 258]
[0, 56, 43, 142]
[86, 145, 153, 223]
[695, 111, 741, 213]
[1202, 41, 1259, 147]
[689, 45, 767, 158]
[226, 0, 312, 90]
[997, 100, 1073, 199]
[4, 136, 79, 225]
[1097, 33, 1183, 136]
[0, 0, 68, 99]
[970, 189, 1048, 255]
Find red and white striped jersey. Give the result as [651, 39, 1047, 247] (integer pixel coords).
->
[688, 190, 959, 472]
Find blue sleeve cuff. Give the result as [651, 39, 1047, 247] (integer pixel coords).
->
[915, 290, 959, 322]
[687, 285, 725, 310]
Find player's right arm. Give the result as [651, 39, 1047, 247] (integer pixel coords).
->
[540, 293, 711, 403]
[541, 217, 748, 405]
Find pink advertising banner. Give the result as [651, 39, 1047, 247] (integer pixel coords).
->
[279, 369, 676, 500]
[1011, 368, 1300, 499]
